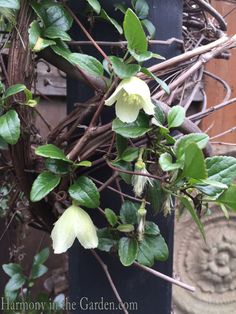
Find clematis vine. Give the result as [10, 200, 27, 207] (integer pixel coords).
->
[105, 76, 155, 123]
[51, 203, 98, 254]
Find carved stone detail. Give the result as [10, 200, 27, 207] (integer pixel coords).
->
[173, 211, 236, 314]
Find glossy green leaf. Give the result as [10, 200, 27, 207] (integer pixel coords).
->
[5, 273, 26, 291]
[180, 196, 205, 240]
[2, 263, 22, 277]
[76, 160, 92, 167]
[159, 152, 181, 172]
[0, 110, 20, 145]
[137, 234, 168, 266]
[30, 172, 61, 202]
[33, 247, 50, 265]
[182, 142, 207, 179]
[132, 0, 149, 19]
[105, 208, 118, 226]
[144, 221, 160, 236]
[35, 144, 71, 163]
[216, 184, 236, 211]
[118, 237, 138, 266]
[124, 9, 147, 55]
[100, 9, 123, 34]
[44, 26, 71, 41]
[117, 224, 135, 232]
[167, 105, 185, 129]
[112, 112, 151, 138]
[69, 53, 104, 77]
[33, 37, 56, 52]
[86, 0, 101, 14]
[121, 147, 139, 162]
[44, 4, 73, 31]
[142, 19, 156, 38]
[97, 228, 118, 252]
[69, 176, 100, 208]
[190, 178, 227, 197]
[206, 156, 236, 185]
[141, 67, 169, 94]
[45, 159, 70, 175]
[31, 264, 48, 280]
[120, 201, 139, 225]
[0, 0, 19, 9]
[116, 134, 128, 157]
[4, 84, 26, 98]
[146, 180, 166, 213]
[110, 56, 140, 79]
[29, 20, 41, 49]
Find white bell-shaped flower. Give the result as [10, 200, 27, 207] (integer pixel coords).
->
[51, 204, 98, 254]
[132, 160, 153, 197]
[105, 76, 154, 123]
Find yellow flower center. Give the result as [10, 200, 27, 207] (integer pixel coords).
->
[122, 92, 142, 107]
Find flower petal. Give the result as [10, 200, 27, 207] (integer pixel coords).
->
[122, 77, 150, 98]
[51, 206, 77, 254]
[74, 207, 98, 249]
[105, 84, 124, 107]
[115, 95, 141, 123]
[142, 99, 155, 115]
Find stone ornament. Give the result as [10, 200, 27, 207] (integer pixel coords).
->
[173, 211, 236, 314]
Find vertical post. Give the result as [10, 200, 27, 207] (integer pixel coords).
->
[68, 1, 183, 313]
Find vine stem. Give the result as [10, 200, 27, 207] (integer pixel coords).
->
[133, 262, 195, 292]
[63, 3, 110, 62]
[91, 250, 129, 314]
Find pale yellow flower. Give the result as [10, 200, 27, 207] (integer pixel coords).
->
[51, 204, 98, 254]
[105, 77, 154, 123]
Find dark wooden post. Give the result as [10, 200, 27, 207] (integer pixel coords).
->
[68, 1, 183, 313]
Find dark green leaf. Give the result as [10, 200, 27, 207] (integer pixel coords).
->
[86, 0, 101, 14]
[4, 84, 26, 98]
[141, 67, 169, 94]
[121, 147, 139, 162]
[112, 160, 132, 184]
[35, 144, 71, 162]
[137, 234, 168, 266]
[117, 224, 135, 232]
[104, 208, 118, 226]
[5, 273, 26, 291]
[97, 228, 118, 252]
[180, 196, 205, 240]
[110, 56, 140, 79]
[0, 110, 20, 145]
[112, 112, 151, 138]
[33, 247, 50, 265]
[30, 172, 61, 202]
[123, 9, 147, 55]
[69, 176, 100, 208]
[146, 180, 166, 214]
[44, 26, 71, 41]
[31, 264, 48, 280]
[69, 53, 104, 77]
[182, 142, 207, 179]
[118, 237, 138, 266]
[0, 0, 19, 9]
[114, 3, 127, 14]
[206, 156, 236, 185]
[141, 19, 156, 38]
[45, 158, 70, 175]
[4, 289, 18, 302]
[144, 221, 160, 235]
[154, 104, 166, 125]
[167, 105, 185, 129]
[116, 134, 128, 157]
[100, 9, 123, 34]
[159, 152, 181, 172]
[120, 201, 139, 225]
[44, 5, 73, 31]
[2, 263, 22, 277]
[133, 0, 149, 19]
[216, 184, 236, 211]
[29, 20, 41, 49]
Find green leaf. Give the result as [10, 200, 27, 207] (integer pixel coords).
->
[45, 158, 70, 175]
[86, 0, 101, 14]
[31, 264, 48, 280]
[159, 153, 181, 172]
[124, 9, 147, 55]
[110, 56, 140, 79]
[33, 37, 56, 52]
[141, 67, 169, 94]
[146, 180, 166, 213]
[141, 19, 156, 38]
[120, 201, 139, 225]
[100, 9, 123, 34]
[216, 184, 236, 211]
[118, 237, 138, 266]
[0, 110, 20, 145]
[167, 105, 185, 129]
[132, 0, 149, 19]
[0, 0, 19, 10]
[121, 147, 139, 162]
[35, 144, 71, 163]
[154, 105, 166, 125]
[206, 156, 236, 185]
[0, 136, 8, 150]
[30, 171, 61, 202]
[190, 178, 227, 197]
[137, 234, 168, 266]
[2, 263, 22, 277]
[114, 3, 127, 14]
[180, 196, 205, 240]
[4, 84, 26, 98]
[175, 133, 209, 160]
[5, 273, 26, 291]
[44, 4, 73, 31]
[182, 142, 207, 179]
[69, 176, 100, 208]
[76, 160, 92, 167]
[43, 26, 71, 41]
[69, 53, 104, 77]
[117, 224, 135, 232]
[144, 221, 160, 235]
[28, 20, 41, 49]
[33, 247, 50, 265]
[112, 112, 151, 138]
[4, 289, 18, 302]
[104, 208, 118, 226]
[112, 160, 132, 184]
[116, 134, 128, 157]
[97, 228, 118, 252]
